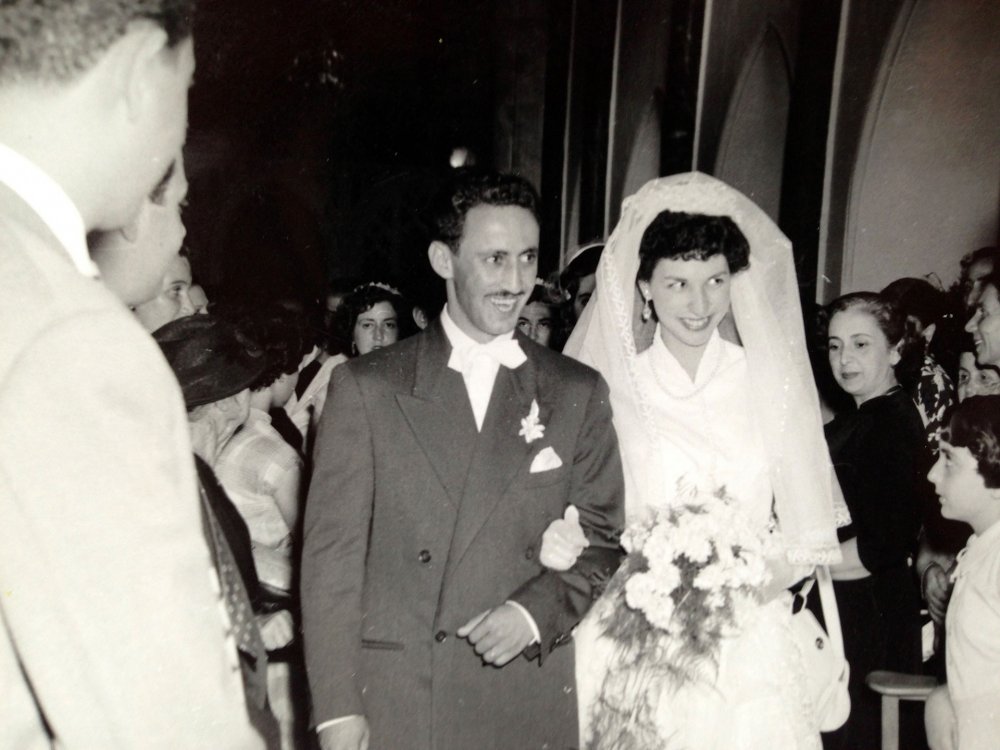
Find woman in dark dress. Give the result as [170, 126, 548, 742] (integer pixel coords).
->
[823, 292, 928, 749]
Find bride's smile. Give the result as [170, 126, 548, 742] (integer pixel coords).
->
[639, 253, 732, 374]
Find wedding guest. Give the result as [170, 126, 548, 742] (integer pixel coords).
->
[517, 278, 563, 349]
[965, 270, 1000, 370]
[956, 247, 1000, 311]
[283, 345, 346, 457]
[154, 315, 292, 747]
[918, 272, 1000, 667]
[881, 277, 956, 451]
[323, 276, 359, 333]
[335, 281, 416, 358]
[914, 329, 980, 679]
[134, 249, 197, 332]
[0, 0, 261, 745]
[214, 308, 314, 749]
[823, 292, 928, 749]
[215, 309, 312, 598]
[90, 158, 189, 307]
[285, 283, 414, 454]
[559, 241, 603, 325]
[956, 334, 1000, 401]
[923, 396, 1000, 750]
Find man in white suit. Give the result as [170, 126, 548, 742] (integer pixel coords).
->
[0, 2, 263, 747]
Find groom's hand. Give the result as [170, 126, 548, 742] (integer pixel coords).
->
[457, 603, 534, 666]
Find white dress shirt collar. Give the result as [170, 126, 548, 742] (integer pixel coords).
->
[440, 305, 524, 431]
[0, 141, 97, 278]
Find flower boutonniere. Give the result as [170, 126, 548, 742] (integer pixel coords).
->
[518, 399, 545, 444]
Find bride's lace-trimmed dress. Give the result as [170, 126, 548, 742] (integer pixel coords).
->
[574, 329, 819, 749]
[564, 173, 847, 750]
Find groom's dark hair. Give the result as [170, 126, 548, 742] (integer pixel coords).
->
[636, 210, 750, 282]
[429, 168, 539, 253]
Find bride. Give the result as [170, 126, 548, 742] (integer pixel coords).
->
[544, 173, 848, 749]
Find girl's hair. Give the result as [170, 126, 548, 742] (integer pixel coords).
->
[216, 304, 314, 391]
[947, 395, 1000, 488]
[332, 282, 415, 356]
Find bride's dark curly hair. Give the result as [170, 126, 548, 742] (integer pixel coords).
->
[636, 210, 750, 283]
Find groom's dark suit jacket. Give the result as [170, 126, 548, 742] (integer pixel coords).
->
[301, 319, 625, 750]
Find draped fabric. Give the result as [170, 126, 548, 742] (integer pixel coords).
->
[564, 172, 848, 565]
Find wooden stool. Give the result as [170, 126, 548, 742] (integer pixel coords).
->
[866, 670, 938, 750]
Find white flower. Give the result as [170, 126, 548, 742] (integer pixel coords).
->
[647, 557, 682, 595]
[693, 561, 729, 590]
[518, 399, 545, 443]
[626, 573, 676, 630]
[675, 529, 713, 564]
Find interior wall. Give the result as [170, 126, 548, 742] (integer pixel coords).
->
[493, 0, 549, 191]
[556, 0, 618, 261]
[839, 0, 1000, 294]
[818, 0, 905, 301]
[604, 0, 672, 227]
[712, 25, 793, 221]
[695, 0, 800, 179]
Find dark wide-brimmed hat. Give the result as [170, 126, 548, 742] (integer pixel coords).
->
[153, 315, 267, 409]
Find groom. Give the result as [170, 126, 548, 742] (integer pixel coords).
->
[301, 170, 625, 750]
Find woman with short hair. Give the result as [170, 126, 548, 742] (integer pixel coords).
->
[823, 291, 930, 748]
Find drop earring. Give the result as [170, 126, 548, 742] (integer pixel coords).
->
[641, 296, 652, 322]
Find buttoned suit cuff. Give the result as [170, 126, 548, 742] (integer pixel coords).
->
[505, 599, 541, 644]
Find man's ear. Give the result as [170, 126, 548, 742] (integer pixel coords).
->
[428, 241, 455, 281]
[99, 22, 171, 122]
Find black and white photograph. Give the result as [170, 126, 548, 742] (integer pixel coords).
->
[1, 1, 998, 748]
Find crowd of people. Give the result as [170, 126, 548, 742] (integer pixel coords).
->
[2, 2, 999, 750]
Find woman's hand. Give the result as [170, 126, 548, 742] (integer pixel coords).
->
[539, 505, 589, 571]
[258, 609, 295, 651]
[922, 563, 953, 625]
[761, 557, 813, 603]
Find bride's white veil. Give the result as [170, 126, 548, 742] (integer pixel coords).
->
[565, 172, 849, 565]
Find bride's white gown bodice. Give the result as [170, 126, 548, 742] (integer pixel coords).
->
[630, 329, 771, 526]
[576, 329, 819, 750]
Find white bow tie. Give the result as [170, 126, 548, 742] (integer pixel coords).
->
[448, 337, 526, 375]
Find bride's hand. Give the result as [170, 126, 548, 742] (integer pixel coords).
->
[539, 505, 590, 571]
[761, 556, 813, 603]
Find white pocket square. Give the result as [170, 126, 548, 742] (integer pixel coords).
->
[529, 446, 563, 473]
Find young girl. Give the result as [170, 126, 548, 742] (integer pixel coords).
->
[925, 396, 1000, 749]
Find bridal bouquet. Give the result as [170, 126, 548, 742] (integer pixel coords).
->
[587, 480, 771, 750]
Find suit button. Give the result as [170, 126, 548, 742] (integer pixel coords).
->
[524, 546, 535, 560]
[435, 630, 447, 643]
[418, 549, 432, 563]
